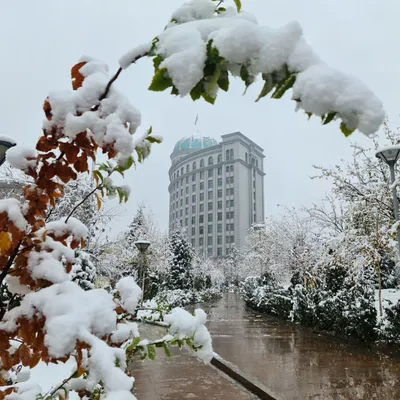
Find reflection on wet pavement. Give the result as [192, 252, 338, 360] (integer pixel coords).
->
[205, 293, 400, 400]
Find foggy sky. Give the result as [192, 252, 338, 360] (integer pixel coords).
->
[1, 1, 398, 236]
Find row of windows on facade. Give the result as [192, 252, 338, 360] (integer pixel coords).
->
[171, 176, 234, 201]
[172, 150, 235, 181]
[171, 164, 234, 189]
[172, 199, 234, 213]
[198, 246, 233, 257]
[171, 191, 235, 212]
[191, 223, 234, 236]
[171, 211, 235, 223]
[191, 235, 235, 247]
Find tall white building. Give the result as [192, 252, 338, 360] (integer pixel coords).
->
[168, 132, 265, 258]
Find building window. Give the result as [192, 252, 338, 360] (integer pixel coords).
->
[208, 191, 213, 200]
[218, 154, 222, 163]
[226, 236, 230, 244]
[192, 184, 196, 192]
[226, 149, 229, 160]
[218, 166, 222, 175]
[217, 247, 222, 256]
[186, 164, 190, 173]
[208, 156, 213, 165]
[231, 235, 235, 244]
[199, 215, 204, 223]
[230, 176, 234, 184]
[185, 218, 188, 226]
[208, 169, 213, 178]
[226, 200, 230, 208]
[192, 174, 196, 182]
[230, 165, 234, 172]
[180, 199, 183, 207]
[253, 191, 256, 199]
[186, 207, 188, 215]
[192, 205, 195, 213]
[200, 171, 204, 179]
[181, 179, 183, 187]
[200, 193, 204, 201]
[191, 216, 195, 224]
[251, 157, 255, 165]
[245, 152, 248, 163]
[186, 187, 189, 194]
[230, 149, 234, 160]
[200, 159, 204, 168]
[208, 225, 213, 233]
[199, 238, 204, 246]
[218, 200, 222, 209]
[218, 212, 222, 221]
[218, 189, 222, 198]
[180, 209, 183, 217]
[226, 165, 230, 173]
[253, 180, 255, 188]
[192, 194, 196, 203]
[230, 223, 234, 231]
[181, 167, 184, 175]
[207, 237, 212, 245]
[253, 169, 256, 177]
[186, 176, 189, 184]
[199, 226, 204, 234]
[177, 170, 179, 178]
[191, 239, 195, 247]
[208, 180, 213, 189]
[200, 204, 204, 212]
[217, 236, 222, 245]
[208, 248, 213, 256]
[193, 161, 197, 170]
[217, 224, 222, 233]
[254, 203, 256, 211]
[208, 202, 213, 210]
[218, 178, 222, 187]
[225, 177, 230, 184]
[208, 214, 213, 222]
[256, 159, 259, 168]
[200, 182, 204, 190]
[254, 214, 256, 222]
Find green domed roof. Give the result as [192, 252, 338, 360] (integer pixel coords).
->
[173, 136, 218, 153]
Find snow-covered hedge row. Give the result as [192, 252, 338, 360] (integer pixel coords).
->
[241, 272, 400, 344]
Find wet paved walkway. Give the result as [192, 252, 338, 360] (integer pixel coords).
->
[130, 321, 256, 399]
[206, 293, 400, 400]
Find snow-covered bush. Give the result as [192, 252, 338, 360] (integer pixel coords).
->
[379, 299, 400, 344]
[71, 250, 96, 291]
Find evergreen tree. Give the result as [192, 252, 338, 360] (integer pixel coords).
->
[71, 250, 96, 291]
[167, 227, 193, 291]
[126, 203, 146, 245]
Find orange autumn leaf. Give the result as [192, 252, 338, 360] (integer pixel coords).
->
[0, 232, 12, 254]
[43, 97, 52, 120]
[71, 61, 87, 90]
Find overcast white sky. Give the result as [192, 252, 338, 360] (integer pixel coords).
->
[1, 1, 399, 235]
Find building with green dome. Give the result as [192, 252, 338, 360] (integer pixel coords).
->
[169, 132, 265, 258]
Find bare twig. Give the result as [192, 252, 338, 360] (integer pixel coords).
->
[65, 184, 101, 223]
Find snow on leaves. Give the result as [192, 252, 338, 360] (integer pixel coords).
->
[121, 0, 385, 136]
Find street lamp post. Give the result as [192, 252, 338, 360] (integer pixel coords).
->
[0, 136, 16, 167]
[376, 145, 400, 256]
[134, 239, 151, 304]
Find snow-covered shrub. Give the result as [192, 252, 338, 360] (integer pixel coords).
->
[155, 289, 195, 308]
[379, 299, 400, 343]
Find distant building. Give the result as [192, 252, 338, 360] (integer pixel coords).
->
[168, 132, 265, 258]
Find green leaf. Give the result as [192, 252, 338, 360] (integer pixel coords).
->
[305, 111, 313, 120]
[153, 54, 163, 70]
[234, 0, 242, 12]
[322, 112, 337, 125]
[271, 73, 296, 99]
[340, 122, 355, 137]
[171, 86, 179, 95]
[148, 68, 173, 92]
[201, 91, 216, 104]
[93, 170, 104, 184]
[147, 136, 162, 144]
[240, 64, 254, 90]
[256, 74, 274, 102]
[163, 343, 171, 358]
[147, 344, 156, 360]
[190, 82, 202, 101]
[217, 7, 226, 13]
[217, 69, 229, 91]
[126, 337, 141, 352]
